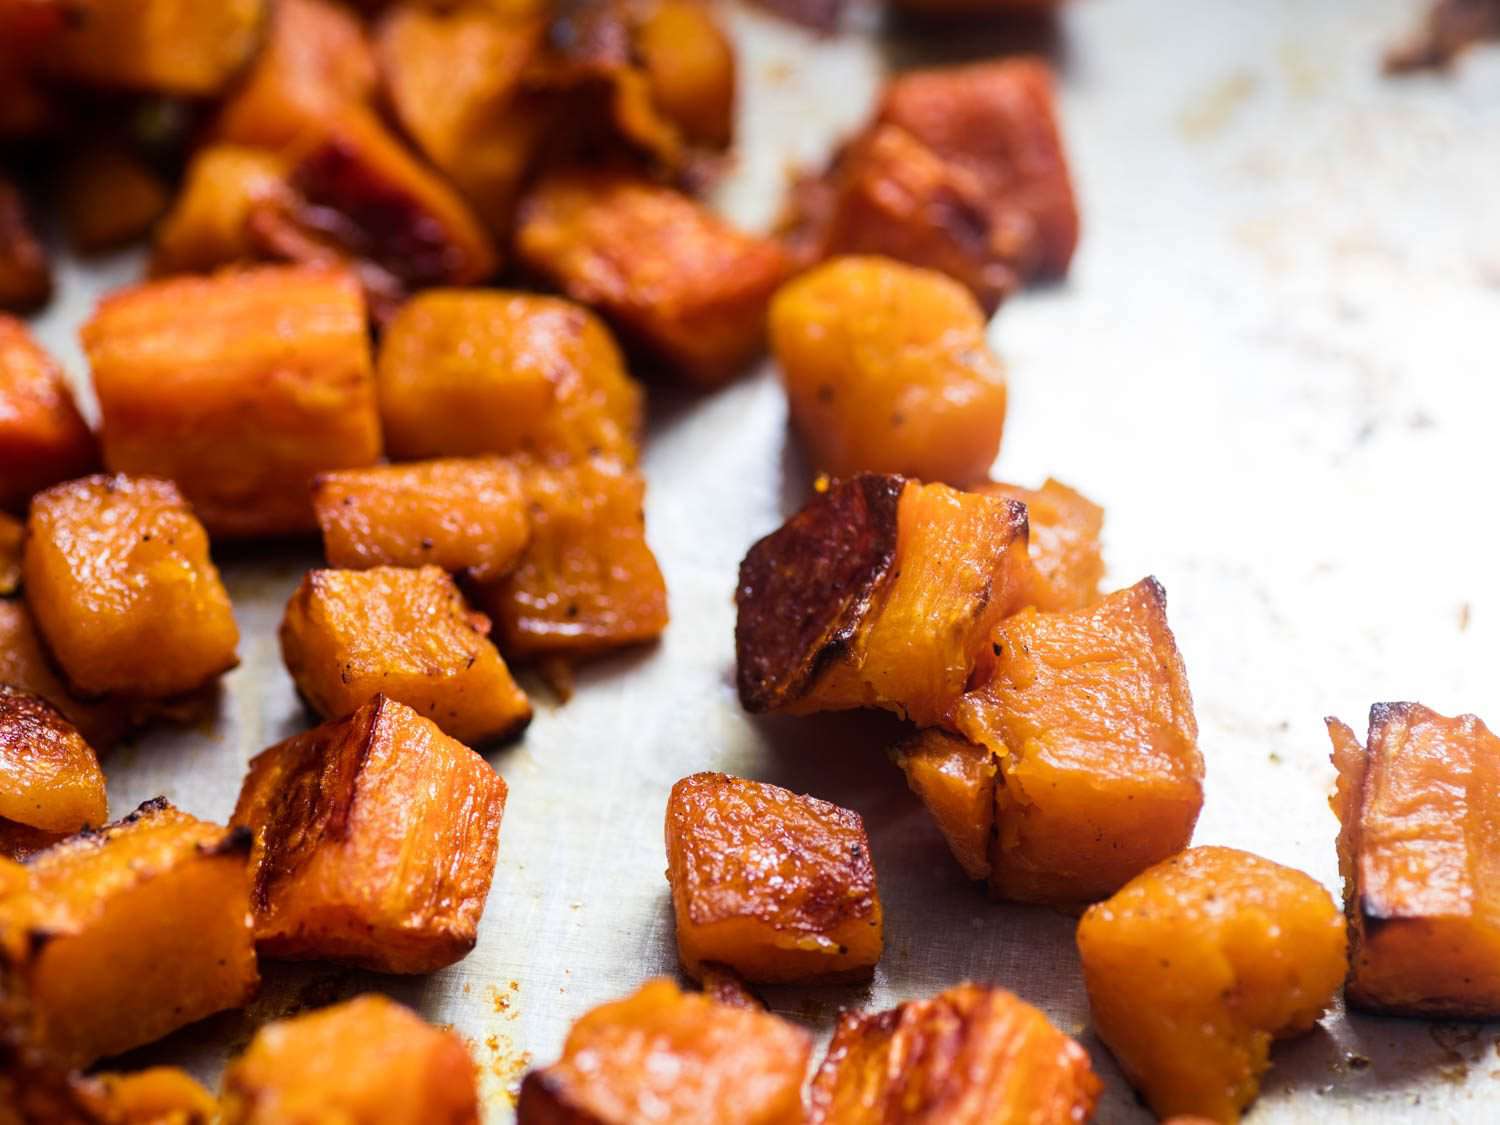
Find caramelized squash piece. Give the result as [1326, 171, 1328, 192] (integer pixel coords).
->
[221, 993, 479, 1125]
[151, 146, 293, 276]
[85, 265, 381, 538]
[736, 474, 1029, 727]
[58, 147, 169, 255]
[807, 983, 1100, 1124]
[1329, 702, 1500, 1017]
[517, 977, 810, 1125]
[975, 478, 1104, 611]
[0, 316, 96, 510]
[470, 457, 668, 660]
[280, 565, 531, 745]
[771, 256, 1007, 484]
[951, 578, 1201, 904]
[634, 0, 736, 150]
[699, 962, 766, 1010]
[1076, 846, 1346, 1123]
[0, 181, 51, 314]
[0, 687, 106, 851]
[231, 695, 506, 973]
[517, 170, 788, 387]
[75, 1067, 218, 1125]
[895, 728, 994, 881]
[313, 458, 530, 582]
[0, 511, 20, 595]
[376, 290, 643, 466]
[23, 475, 239, 699]
[0, 602, 132, 751]
[665, 772, 882, 983]
[0, 798, 257, 1066]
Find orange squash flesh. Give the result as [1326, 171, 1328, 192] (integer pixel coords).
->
[280, 565, 531, 745]
[85, 265, 381, 539]
[951, 577, 1202, 905]
[634, 0, 736, 150]
[151, 146, 293, 277]
[807, 982, 1100, 1124]
[977, 478, 1104, 612]
[0, 687, 106, 845]
[0, 602, 133, 751]
[0, 316, 96, 512]
[736, 474, 1030, 727]
[376, 290, 643, 467]
[0, 798, 258, 1067]
[221, 993, 480, 1125]
[0, 510, 18, 595]
[23, 475, 240, 700]
[1076, 846, 1346, 1123]
[1329, 702, 1500, 1017]
[771, 257, 1007, 486]
[665, 772, 882, 983]
[231, 695, 506, 973]
[74, 1067, 218, 1124]
[517, 977, 811, 1125]
[895, 728, 995, 881]
[0, 182, 51, 314]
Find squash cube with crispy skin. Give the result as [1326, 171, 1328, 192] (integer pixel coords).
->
[151, 146, 294, 277]
[376, 291, 643, 466]
[517, 977, 810, 1125]
[313, 458, 530, 582]
[807, 982, 1100, 1124]
[0, 316, 96, 511]
[85, 266, 381, 539]
[231, 695, 506, 973]
[0, 687, 107, 856]
[895, 729, 995, 881]
[771, 257, 1007, 485]
[517, 170, 788, 387]
[23, 475, 239, 699]
[469, 457, 668, 660]
[1077, 846, 1346, 1123]
[0, 602, 133, 751]
[281, 565, 530, 745]
[665, 772, 882, 983]
[221, 993, 479, 1125]
[951, 578, 1202, 905]
[0, 183, 51, 314]
[0, 798, 257, 1066]
[976, 478, 1104, 611]
[735, 474, 1030, 727]
[1329, 702, 1500, 1017]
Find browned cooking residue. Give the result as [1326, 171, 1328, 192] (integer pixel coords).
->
[487, 979, 521, 1019]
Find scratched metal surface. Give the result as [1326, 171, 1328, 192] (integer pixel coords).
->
[24, 0, 1500, 1119]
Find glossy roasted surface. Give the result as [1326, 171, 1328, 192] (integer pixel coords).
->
[0, 686, 105, 842]
[0, 316, 95, 511]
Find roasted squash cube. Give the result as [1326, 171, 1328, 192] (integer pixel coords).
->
[0, 317, 96, 511]
[1329, 702, 1500, 1017]
[517, 170, 788, 387]
[231, 695, 507, 973]
[74, 1067, 218, 1124]
[771, 256, 1007, 484]
[635, 0, 736, 149]
[0, 510, 20, 595]
[517, 977, 810, 1125]
[976, 478, 1104, 611]
[85, 265, 381, 539]
[0, 687, 106, 850]
[281, 565, 531, 745]
[313, 458, 530, 582]
[736, 474, 1030, 727]
[221, 993, 479, 1125]
[0, 182, 51, 314]
[23, 475, 239, 699]
[665, 772, 882, 983]
[470, 457, 668, 660]
[0, 798, 257, 1066]
[807, 982, 1099, 1124]
[0, 602, 132, 751]
[376, 291, 643, 466]
[895, 728, 994, 881]
[699, 962, 765, 1011]
[951, 578, 1202, 905]
[151, 146, 293, 276]
[1076, 846, 1346, 1123]
[58, 146, 169, 255]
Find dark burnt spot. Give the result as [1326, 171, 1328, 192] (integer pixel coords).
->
[122, 796, 173, 824]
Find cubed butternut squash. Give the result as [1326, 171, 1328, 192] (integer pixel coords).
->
[0, 182, 50, 314]
[231, 694, 507, 973]
[1076, 846, 1346, 1123]
[0, 687, 107, 852]
[74, 1067, 218, 1124]
[1329, 702, 1500, 1017]
[0, 316, 96, 511]
[807, 982, 1100, 1124]
[221, 993, 479, 1125]
[700, 961, 765, 1010]
[150, 146, 293, 276]
[517, 977, 810, 1125]
[665, 772, 882, 983]
[517, 170, 788, 387]
[0, 602, 133, 751]
[0, 798, 257, 1066]
[376, 290, 643, 466]
[313, 458, 530, 582]
[469, 457, 668, 660]
[895, 728, 995, 881]
[281, 565, 531, 744]
[58, 147, 169, 255]
[976, 478, 1104, 612]
[771, 256, 1007, 484]
[735, 474, 1030, 727]
[23, 475, 239, 699]
[85, 265, 381, 539]
[634, 0, 736, 150]
[951, 578, 1202, 904]
[0, 511, 20, 595]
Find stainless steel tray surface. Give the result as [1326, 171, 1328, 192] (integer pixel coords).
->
[26, 0, 1500, 1120]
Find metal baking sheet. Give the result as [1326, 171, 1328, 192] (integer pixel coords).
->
[24, 0, 1500, 1119]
